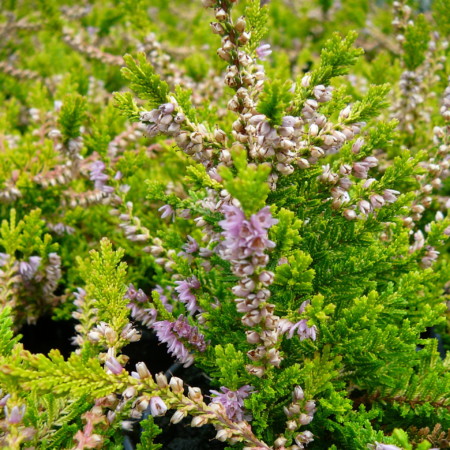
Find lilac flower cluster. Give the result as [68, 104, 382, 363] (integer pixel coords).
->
[89, 160, 114, 193]
[43, 252, 62, 298]
[219, 205, 281, 377]
[18, 256, 41, 281]
[278, 301, 317, 341]
[210, 385, 254, 422]
[174, 276, 201, 315]
[125, 284, 157, 327]
[279, 318, 317, 341]
[218, 205, 277, 273]
[319, 153, 401, 220]
[274, 386, 316, 449]
[140, 104, 216, 168]
[152, 315, 207, 367]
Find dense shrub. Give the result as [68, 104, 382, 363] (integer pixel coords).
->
[0, 0, 450, 448]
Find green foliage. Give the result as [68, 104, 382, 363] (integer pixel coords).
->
[213, 344, 247, 390]
[185, 162, 222, 190]
[257, 79, 293, 126]
[58, 94, 87, 144]
[244, 0, 269, 54]
[0, 308, 20, 356]
[403, 14, 431, 71]
[0, 209, 57, 259]
[121, 53, 170, 109]
[218, 147, 271, 216]
[174, 85, 197, 123]
[0, 348, 128, 398]
[113, 92, 141, 121]
[432, 0, 450, 35]
[77, 238, 129, 340]
[273, 250, 315, 300]
[292, 31, 364, 114]
[343, 84, 390, 124]
[136, 416, 163, 450]
[0, 1, 449, 449]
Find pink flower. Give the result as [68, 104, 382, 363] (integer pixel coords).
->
[279, 318, 317, 341]
[105, 357, 124, 375]
[149, 396, 168, 416]
[90, 160, 113, 193]
[175, 276, 201, 314]
[210, 385, 254, 422]
[5, 405, 25, 424]
[256, 44, 272, 60]
[19, 256, 41, 280]
[183, 235, 199, 254]
[218, 206, 278, 267]
[153, 315, 206, 367]
[158, 204, 175, 220]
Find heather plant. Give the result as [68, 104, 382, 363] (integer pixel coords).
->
[0, 0, 450, 449]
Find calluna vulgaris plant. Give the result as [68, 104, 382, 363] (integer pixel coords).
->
[1, 0, 450, 448]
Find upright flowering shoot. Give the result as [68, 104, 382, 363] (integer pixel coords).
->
[2, 0, 450, 449]
[219, 205, 281, 377]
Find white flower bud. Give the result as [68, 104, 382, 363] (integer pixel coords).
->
[170, 410, 187, 424]
[169, 377, 184, 394]
[215, 8, 227, 21]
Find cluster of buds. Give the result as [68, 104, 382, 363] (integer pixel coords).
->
[88, 321, 141, 348]
[73, 405, 106, 450]
[408, 230, 440, 268]
[61, 188, 110, 209]
[392, 0, 411, 38]
[0, 170, 21, 204]
[318, 152, 400, 220]
[218, 205, 282, 377]
[33, 163, 77, 189]
[0, 16, 41, 40]
[113, 201, 151, 244]
[125, 284, 157, 327]
[0, 184, 21, 204]
[60, 4, 92, 20]
[393, 70, 425, 134]
[231, 81, 364, 185]
[0, 60, 39, 81]
[140, 102, 218, 168]
[208, 3, 255, 93]
[0, 252, 63, 325]
[62, 28, 123, 66]
[421, 246, 440, 268]
[144, 371, 270, 448]
[72, 288, 97, 348]
[152, 315, 207, 367]
[42, 252, 62, 299]
[241, 114, 303, 177]
[46, 222, 75, 236]
[18, 256, 41, 282]
[48, 128, 84, 164]
[406, 80, 450, 227]
[274, 386, 316, 450]
[89, 160, 114, 194]
[440, 81, 450, 123]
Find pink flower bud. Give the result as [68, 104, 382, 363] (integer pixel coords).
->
[149, 396, 167, 417]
